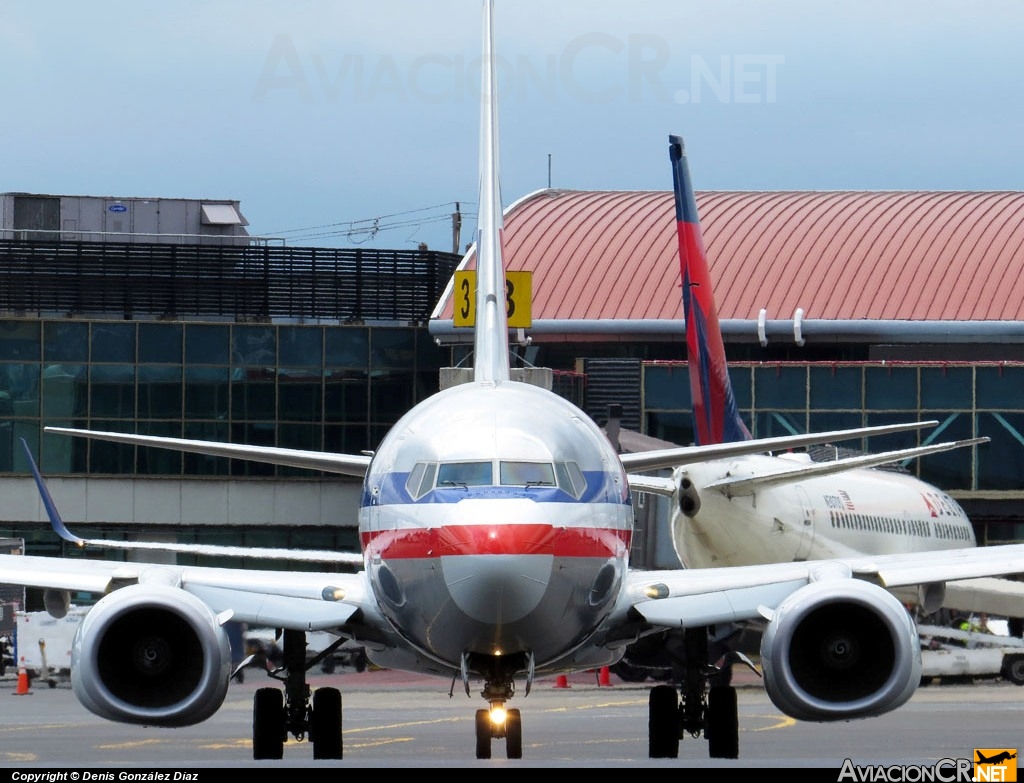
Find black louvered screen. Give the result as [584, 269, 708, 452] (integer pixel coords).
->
[0, 240, 461, 323]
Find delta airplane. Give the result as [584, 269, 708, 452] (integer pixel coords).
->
[4, 0, 1024, 763]
[610, 134, 1023, 721]
[631, 135, 1024, 617]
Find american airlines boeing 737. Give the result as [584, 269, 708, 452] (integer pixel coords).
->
[4, 0, 1024, 763]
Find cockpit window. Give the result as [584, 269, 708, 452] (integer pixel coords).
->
[411, 459, 586, 498]
[500, 461, 555, 487]
[405, 461, 438, 500]
[437, 461, 493, 487]
[555, 461, 586, 499]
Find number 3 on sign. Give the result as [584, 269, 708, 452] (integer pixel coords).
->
[453, 270, 532, 328]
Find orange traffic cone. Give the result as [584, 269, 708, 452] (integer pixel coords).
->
[598, 666, 612, 687]
[554, 674, 570, 688]
[14, 666, 30, 696]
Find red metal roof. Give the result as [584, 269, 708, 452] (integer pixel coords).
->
[442, 189, 1024, 323]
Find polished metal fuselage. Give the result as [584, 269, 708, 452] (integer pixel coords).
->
[359, 380, 633, 675]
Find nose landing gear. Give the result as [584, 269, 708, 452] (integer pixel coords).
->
[474, 681, 522, 759]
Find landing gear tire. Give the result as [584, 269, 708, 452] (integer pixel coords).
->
[648, 684, 680, 758]
[311, 687, 343, 759]
[475, 709, 492, 759]
[505, 708, 522, 759]
[707, 685, 739, 759]
[352, 649, 368, 673]
[1002, 655, 1024, 686]
[253, 687, 285, 760]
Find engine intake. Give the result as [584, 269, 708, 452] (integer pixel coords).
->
[760, 579, 921, 722]
[71, 584, 232, 727]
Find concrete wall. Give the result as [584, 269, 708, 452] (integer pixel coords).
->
[0, 477, 363, 528]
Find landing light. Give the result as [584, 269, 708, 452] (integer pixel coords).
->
[644, 583, 670, 600]
[321, 586, 346, 601]
[489, 706, 507, 726]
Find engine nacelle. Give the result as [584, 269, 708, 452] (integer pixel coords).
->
[71, 583, 232, 727]
[760, 579, 921, 722]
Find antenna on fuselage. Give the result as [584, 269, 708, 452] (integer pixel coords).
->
[472, 0, 511, 384]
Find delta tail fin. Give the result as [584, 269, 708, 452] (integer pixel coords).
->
[473, 0, 511, 384]
[670, 134, 750, 445]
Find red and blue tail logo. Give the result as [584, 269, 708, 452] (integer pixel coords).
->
[670, 134, 751, 445]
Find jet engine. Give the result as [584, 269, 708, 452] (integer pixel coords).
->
[677, 474, 701, 517]
[71, 583, 232, 726]
[760, 578, 921, 722]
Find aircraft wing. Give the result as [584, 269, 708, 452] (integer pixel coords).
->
[701, 437, 989, 496]
[625, 473, 678, 497]
[45, 426, 372, 478]
[619, 543, 1024, 630]
[0, 553, 372, 631]
[941, 577, 1024, 617]
[619, 420, 937, 473]
[21, 438, 364, 565]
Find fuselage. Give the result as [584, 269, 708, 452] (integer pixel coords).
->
[673, 452, 975, 570]
[358, 379, 633, 676]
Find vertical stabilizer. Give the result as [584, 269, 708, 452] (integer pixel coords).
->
[669, 134, 750, 445]
[473, 0, 511, 383]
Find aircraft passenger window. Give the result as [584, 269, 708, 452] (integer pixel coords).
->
[437, 461, 492, 487]
[500, 461, 555, 487]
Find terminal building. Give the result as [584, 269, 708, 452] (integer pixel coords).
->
[0, 187, 1022, 597]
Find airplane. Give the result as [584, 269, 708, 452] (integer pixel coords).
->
[5, 0, 1024, 763]
[612, 133, 1024, 689]
[977, 751, 1017, 765]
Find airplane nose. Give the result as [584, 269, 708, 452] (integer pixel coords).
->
[442, 553, 552, 624]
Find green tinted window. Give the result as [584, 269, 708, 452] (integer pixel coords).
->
[138, 323, 182, 364]
[232, 326, 276, 368]
[279, 327, 323, 367]
[0, 321, 40, 361]
[371, 329, 415, 370]
[325, 328, 369, 368]
[753, 365, 806, 409]
[44, 322, 88, 362]
[91, 324, 135, 363]
[185, 325, 230, 365]
[976, 366, 1024, 409]
[921, 366, 973, 409]
[643, 364, 689, 411]
[809, 366, 862, 409]
[979, 410, 1024, 490]
[865, 366, 917, 410]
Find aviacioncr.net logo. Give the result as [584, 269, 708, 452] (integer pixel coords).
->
[974, 749, 1017, 782]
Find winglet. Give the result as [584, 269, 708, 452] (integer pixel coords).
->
[670, 134, 750, 445]
[20, 437, 85, 545]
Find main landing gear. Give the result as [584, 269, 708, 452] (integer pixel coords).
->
[647, 626, 756, 760]
[251, 628, 344, 760]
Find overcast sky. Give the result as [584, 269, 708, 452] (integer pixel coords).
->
[3, 1, 1022, 253]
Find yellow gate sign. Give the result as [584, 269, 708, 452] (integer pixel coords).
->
[453, 270, 532, 328]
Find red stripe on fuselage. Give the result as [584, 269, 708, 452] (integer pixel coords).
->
[361, 524, 630, 560]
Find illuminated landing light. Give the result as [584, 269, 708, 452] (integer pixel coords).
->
[489, 706, 507, 727]
[644, 583, 670, 600]
[321, 586, 346, 601]
[488, 530, 498, 540]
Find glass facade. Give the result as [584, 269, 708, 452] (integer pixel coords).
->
[0, 319, 445, 476]
[642, 360, 1024, 496]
